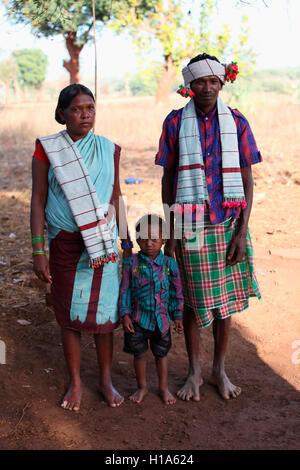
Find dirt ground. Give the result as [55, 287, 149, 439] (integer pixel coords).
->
[0, 97, 299, 451]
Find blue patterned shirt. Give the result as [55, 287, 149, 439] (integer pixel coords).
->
[118, 251, 184, 335]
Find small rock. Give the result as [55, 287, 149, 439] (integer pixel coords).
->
[17, 319, 31, 325]
[9, 233, 17, 239]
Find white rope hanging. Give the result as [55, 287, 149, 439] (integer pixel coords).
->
[92, 0, 97, 105]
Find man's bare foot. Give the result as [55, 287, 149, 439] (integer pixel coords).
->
[129, 387, 148, 404]
[61, 382, 82, 412]
[99, 383, 124, 407]
[159, 389, 176, 405]
[177, 374, 203, 402]
[209, 370, 242, 400]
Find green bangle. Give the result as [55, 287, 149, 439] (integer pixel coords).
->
[32, 236, 45, 245]
[32, 250, 46, 256]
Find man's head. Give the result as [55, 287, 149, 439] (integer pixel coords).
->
[182, 53, 224, 110]
[135, 214, 167, 260]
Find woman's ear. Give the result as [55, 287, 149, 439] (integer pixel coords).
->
[57, 108, 66, 124]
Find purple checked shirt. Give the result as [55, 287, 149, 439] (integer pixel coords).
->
[155, 104, 262, 225]
[118, 251, 184, 335]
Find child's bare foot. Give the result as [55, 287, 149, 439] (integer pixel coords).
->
[61, 382, 82, 412]
[209, 370, 242, 400]
[159, 389, 176, 405]
[177, 373, 203, 402]
[99, 383, 124, 407]
[129, 387, 148, 404]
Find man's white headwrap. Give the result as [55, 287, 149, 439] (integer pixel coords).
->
[182, 58, 226, 88]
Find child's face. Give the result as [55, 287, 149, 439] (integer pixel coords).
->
[136, 225, 166, 260]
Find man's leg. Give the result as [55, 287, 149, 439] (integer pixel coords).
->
[177, 305, 203, 401]
[209, 316, 241, 399]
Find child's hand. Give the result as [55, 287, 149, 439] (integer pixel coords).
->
[174, 320, 184, 333]
[122, 314, 135, 334]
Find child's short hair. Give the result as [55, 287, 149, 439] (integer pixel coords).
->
[135, 214, 168, 240]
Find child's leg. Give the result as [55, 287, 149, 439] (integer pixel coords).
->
[94, 332, 124, 407]
[61, 327, 82, 411]
[130, 353, 148, 404]
[155, 355, 176, 405]
[151, 328, 176, 405]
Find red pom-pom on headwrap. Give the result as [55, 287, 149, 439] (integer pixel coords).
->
[177, 85, 195, 98]
[225, 62, 239, 83]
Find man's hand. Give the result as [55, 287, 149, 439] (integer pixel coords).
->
[227, 233, 247, 266]
[122, 314, 135, 334]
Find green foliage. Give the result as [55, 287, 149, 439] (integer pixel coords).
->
[129, 62, 162, 95]
[110, 0, 256, 98]
[6, 0, 113, 44]
[0, 57, 19, 87]
[12, 49, 48, 89]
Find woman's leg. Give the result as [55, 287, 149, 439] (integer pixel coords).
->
[61, 327, 82, 411]
[94, 332, 124, 407]
[129, 353, 148, 404]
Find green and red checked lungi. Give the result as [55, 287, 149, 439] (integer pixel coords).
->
[176, 218, 261, 329]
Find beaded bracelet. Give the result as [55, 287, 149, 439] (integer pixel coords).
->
[32, 250, 47, 256]
[32, 236, 45, 245]
[121, 241, 133, 249]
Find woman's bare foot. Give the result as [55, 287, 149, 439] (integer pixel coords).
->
[177, 373, 203, 402]
[129, 387, 148, 404]
[61, 382, 82, 412]
[209, 370, 241, 400]
[160, 389, 177, 405]
[99, 383, 124, 408]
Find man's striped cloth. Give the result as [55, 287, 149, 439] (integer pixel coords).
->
[176, 97, 246, 210]
[176, 218, 261, 329]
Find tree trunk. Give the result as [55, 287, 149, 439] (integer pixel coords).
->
[63, 32, 84, 84]
[155, 55, 177, 104]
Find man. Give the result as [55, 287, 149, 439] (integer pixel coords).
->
[155, 53, 261, 401]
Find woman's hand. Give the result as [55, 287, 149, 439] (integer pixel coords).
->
[122, 314, 135, 334]
[164, 238, 177, 259]
[33, 255, 52, 284]
[122, 247, 132, 259]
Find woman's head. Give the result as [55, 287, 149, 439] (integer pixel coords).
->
[55, 84, 96, 141]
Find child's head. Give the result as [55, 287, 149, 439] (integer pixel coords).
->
[135, 214, 167, 259]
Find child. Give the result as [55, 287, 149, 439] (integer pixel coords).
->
[118, 214, 184, 405]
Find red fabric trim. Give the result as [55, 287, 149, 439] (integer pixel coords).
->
[222, 168, 241, 173]
[178, 163, 205, 171]
[33, 141, 49, 164]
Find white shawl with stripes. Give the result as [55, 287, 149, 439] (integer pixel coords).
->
[39, 130, 118, 268]
[176, 97, 246, 210]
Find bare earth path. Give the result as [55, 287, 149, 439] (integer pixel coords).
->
[0, 96, 299, 450]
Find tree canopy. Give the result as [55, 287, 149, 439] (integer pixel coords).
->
[12, 49, 48, 89]
[111, 0, 256, 102]
[6, 0, 113, 83]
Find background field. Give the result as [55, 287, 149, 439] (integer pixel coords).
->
[0, 92, 299, 450]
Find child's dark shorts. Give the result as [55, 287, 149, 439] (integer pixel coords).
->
[124, 323, 171, 358]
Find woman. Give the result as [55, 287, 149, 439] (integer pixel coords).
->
[30, 84, 132, 411]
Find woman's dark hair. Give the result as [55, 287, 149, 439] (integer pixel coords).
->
[55, 84, 95, 125]
[188, 53, 220, 66]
